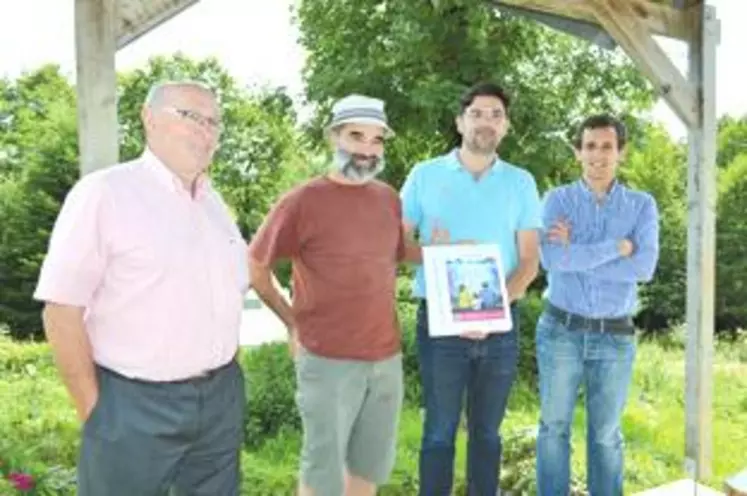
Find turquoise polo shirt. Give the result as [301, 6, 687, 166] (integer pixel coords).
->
[400, 149, 543, 298]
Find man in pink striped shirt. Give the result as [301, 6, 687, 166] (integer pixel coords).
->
[34, 80, 248, 496]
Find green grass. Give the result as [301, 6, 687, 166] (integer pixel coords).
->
[1, 332, 745, 495]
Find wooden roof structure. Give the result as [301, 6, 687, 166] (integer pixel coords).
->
[73, 0, 719, 481]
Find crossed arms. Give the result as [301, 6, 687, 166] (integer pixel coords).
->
[540, 191, 660, 283]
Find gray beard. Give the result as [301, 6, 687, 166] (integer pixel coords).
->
[333, 149, 385, 183]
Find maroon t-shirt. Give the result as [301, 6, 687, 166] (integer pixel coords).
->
[248, 177, 406, 360]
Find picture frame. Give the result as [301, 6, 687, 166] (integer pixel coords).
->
[422, 243, 513, 337]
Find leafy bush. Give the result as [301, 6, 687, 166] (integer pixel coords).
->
[2, 332, 747, 494]
[240, 438, 299, 495]
[516, 291, 545, 385]
[397, 282, 546, 404]
[238, 343, 300, 450]
[0, 332, 54, 374]
[238, 297, 423, 452]
[0, 338, 78, 495]
[398, 300, 420, 406]
[716, 154, 747, 329]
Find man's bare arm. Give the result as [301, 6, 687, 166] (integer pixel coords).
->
[401, 222, 424, 263]
[42, 303, 98, 421]
[506, 229, 540, 302]
[248, 258, 294, 330]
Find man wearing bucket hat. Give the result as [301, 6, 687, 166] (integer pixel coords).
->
[248, 94, 409, 496]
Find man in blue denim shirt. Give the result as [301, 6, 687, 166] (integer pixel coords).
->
[401, 82, 542, 495]
[536, 114, 660, 496]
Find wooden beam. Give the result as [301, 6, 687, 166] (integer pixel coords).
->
[684, 2, 718, 481]
[75, 0, 119, 175]
[117, 0, 199, 50]
[588, 0, 698, 129]
[494, 0, 695, 40]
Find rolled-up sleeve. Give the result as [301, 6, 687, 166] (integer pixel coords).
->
[33, 174, 110, 307]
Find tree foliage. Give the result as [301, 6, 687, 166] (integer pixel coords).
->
[619, 123, 688, 328]
[295, 0, 747, 332]
[0, 57, 310, 338]
[716, 153, 747, 328]
[116, 53, 318, 238]
[0, 66, 79, 337]
[716, 114, 747, 168]
[2, 9, 747, 340]
[295, 0, 655, 189]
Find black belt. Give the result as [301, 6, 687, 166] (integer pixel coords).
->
[545, 303, 634, 335]
[98, 357, 236, 385]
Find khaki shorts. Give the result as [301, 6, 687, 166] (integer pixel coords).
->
[295, 347, 403, 495]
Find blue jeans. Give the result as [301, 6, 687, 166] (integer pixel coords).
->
[535, 310, 636, 496]
[416, 301, 518, 496]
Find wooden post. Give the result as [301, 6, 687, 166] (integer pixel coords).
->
[493, 0, 696, 40]
[75, 0, 119, 175]
[684, 3, 718, 480]
[469, 0, 721, 483]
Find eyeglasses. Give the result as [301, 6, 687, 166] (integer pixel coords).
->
[162, 107, 222, 132]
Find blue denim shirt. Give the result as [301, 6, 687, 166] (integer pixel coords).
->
[540, 180, 660, 318]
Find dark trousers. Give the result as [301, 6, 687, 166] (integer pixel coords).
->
[78, 359, 245, 496]
[417, 301, 519, 496]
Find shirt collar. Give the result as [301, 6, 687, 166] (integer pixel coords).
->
[577, 177, 620, 201]
[445, 148, 503, 175]
[141, 147, 210, 199]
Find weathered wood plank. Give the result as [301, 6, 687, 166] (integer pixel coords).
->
[490, 0, 696, 40]
[589, 0, 698, 128]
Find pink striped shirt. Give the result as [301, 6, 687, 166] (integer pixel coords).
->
[34, 150, 249, 381]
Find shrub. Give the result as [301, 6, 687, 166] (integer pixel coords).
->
[2, 330, 746, 494]
[397, 301, 420, 406]
[397, 289, 545, 407]
[240, 437, 298, 495]
[238, 343, 300, 450]
[0, 333, 54, 374]
[0, 336, 79, 495]
[239, 299, 423, 451]
[516, 290, 545, 385]
[716, 154, 747, 329]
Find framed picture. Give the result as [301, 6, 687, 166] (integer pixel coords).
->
[423, 243, 512, 337]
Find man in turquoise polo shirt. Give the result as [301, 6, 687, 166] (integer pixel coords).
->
[400, 82, 542, 495]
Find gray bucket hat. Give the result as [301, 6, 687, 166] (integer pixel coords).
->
[325, 94, 395, 137]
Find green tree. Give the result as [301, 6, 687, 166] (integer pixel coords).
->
[716, 154, 747, 328]
[0, 66, 80, 337]
[716, 115, 747, 168]
[116, 53, 317, 238]
[619, 122, 688, 329]
[0, 57, 314, 338]
[620, 118, 747, 331]
[0, 65, 76, 181]
[295, 0, 655, 190]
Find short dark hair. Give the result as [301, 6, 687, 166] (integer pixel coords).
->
[458, 82, 511, 114]
[573, 114, 627, 150]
